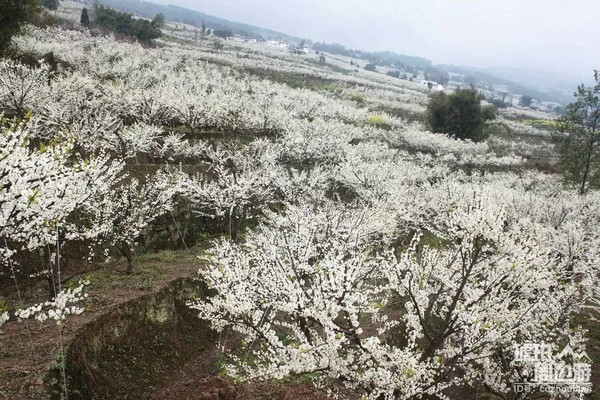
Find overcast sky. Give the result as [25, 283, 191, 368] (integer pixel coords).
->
[153, 0, 599, 81]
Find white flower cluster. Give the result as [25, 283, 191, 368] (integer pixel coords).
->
[15, 280, 90, 324]
[0, 116, 122, 262]
[0, 311, 9, 327]
[0, 60, 52, 115]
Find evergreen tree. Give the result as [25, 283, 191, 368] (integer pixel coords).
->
[80, 7, 90, 27]
[42, 0, 59, 10]
[554, 70, 600, 194]
[364, 63, 377, 72]
[151, 13, 165, 29]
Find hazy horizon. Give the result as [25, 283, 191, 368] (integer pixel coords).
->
[149, 0, 599, 85]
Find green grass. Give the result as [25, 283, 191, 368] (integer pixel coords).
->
[523, 119, 557, 127]
[89, 262, 167, 291]
[135, 248, 198, 263]
[368, 114, 389, 127]
[318, 83, 345, 96]
[327, 64, 352, 75]
[87, 247, 211, 291]
[161, 33, 194, 46]
[245, 66, 337, 91]
[371, 104, 424, 123]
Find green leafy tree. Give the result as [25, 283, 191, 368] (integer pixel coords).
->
[553, 70, 600, 194]
[0, 0, 40, 55]
[426, 87, 497, 142]
[213, 29, 232, 39]
[80, 7, 90, 27]
[364, 63, 377, 72]
[42, 0, 59, 10]
[489, 98, 509, 109]
[520, 95, 533, 107]
[94, 6, 163, 41]
[437, 70, 450, 85]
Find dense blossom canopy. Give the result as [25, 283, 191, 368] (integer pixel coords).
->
[0, 3, 598, 399]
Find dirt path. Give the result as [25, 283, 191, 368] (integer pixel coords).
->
[0, 250, 202, 400]
[153, 352, 330, 400]
[150, 326, 331, 400]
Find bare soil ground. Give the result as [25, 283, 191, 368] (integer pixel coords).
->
[153, 352, 330, 400]
[0, 249, 202, 400]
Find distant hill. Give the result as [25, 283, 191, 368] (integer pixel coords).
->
[90, 0, 432, 70]
[89, 0, 575, 104]
[438, 64, 575, 104]
[312, 43, 432, 70]
[92, 0, 302, 42]
[485, 66, 587, 101]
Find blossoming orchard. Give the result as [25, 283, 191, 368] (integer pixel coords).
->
[0, 1, 599, 399]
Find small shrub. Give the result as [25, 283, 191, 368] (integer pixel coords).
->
[349, 93, 366, 107]
[489, 98, 509, 109]
[368, 114, 388, 127]
[41, 0, 59, 10]
[519, 95, 533, 107]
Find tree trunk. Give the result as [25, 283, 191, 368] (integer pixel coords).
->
[126, 254, 133, 275]
[229, 210, 237, 242]
[43, 246, 58, 300]
[580, 135, 595, 195]
[580, 162, 590, 195]
[120, 243, 134, 274]
[46, 274, 58, 299]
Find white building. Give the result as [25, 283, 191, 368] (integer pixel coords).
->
[421, 80, 445, 92]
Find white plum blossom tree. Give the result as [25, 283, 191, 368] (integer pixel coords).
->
[0, 115, 122, 297]
[0, 61, 52, 117]
[192, 192, 597, 399]
[85, 171, 184, 274]
[182, 146, 275, 240]
[1, 18, 599, 400]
